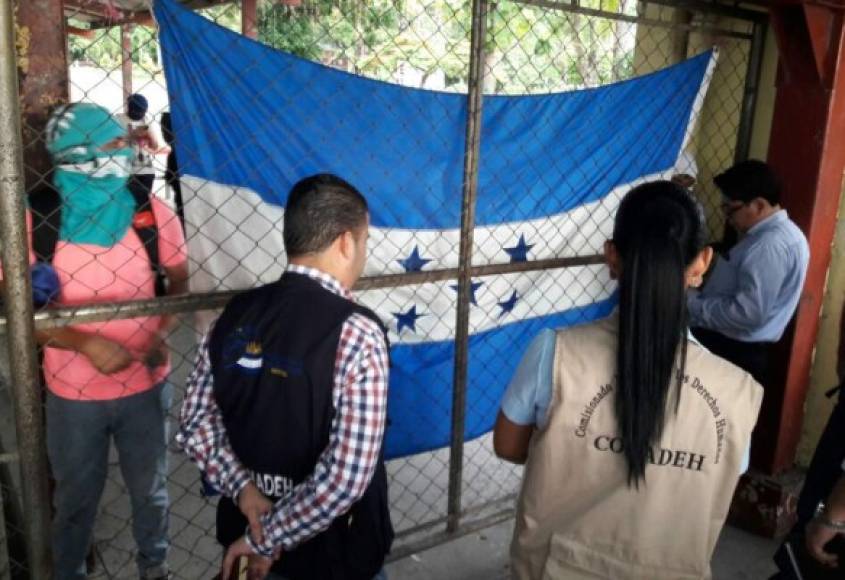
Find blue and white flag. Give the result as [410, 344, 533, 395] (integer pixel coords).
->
[155, 0, 715, 459]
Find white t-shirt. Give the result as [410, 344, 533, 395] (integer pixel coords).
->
[117, 113, 161, 175]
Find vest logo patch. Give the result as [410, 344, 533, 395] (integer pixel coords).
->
[265, 354, 305, 379]
[235, 341, 263, 372]
[222, 327, 306, 379]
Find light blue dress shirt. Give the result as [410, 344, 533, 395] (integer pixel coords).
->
[500, 325, 750, 472]
[688, 209, 809, 343]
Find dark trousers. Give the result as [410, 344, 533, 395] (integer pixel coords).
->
[689, 327, 771, 386]
[796, 391, 845, 526]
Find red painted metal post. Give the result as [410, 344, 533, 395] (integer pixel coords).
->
[756, 2, 845, 474]
[5, 0, 64, 574]
[15, 0, 68, 190]
[242, 0, 258, 39]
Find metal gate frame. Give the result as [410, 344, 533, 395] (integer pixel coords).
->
[0, 0, 769, 575]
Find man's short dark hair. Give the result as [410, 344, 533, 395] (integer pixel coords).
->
[283, 174, 369, 257]
[713, 159, 781, 206]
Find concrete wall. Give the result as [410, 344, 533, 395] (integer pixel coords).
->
[632, 6, 770, 242]
[747, 26, 777, 160]
[797, 190, 845, 466]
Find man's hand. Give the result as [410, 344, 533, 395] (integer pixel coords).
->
[81, 335, 134, 374]
[143, 331, 169, 369]
[247, 554, 275, 580]
[237, 482, 273, 544]
[671, 173, 696, 189]
[221, 536, 279, 580]
[806, 519, 842, 568]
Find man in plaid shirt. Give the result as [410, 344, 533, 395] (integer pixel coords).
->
[178, 174, 392, 579]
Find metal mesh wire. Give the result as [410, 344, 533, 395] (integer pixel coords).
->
[0, 1, 765, 577]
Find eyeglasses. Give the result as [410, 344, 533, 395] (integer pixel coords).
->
[720, 200, 745, 218]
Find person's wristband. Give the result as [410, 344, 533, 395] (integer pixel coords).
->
[813, 502, 845, 530]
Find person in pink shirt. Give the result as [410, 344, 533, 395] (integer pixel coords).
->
[27, 103, 188, 580]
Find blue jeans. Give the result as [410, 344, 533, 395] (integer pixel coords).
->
[47, 382, 172, 580]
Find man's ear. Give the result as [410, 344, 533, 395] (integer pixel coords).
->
[687, 246, 713, 281]
[338, 230, 355, 260]
[751, 197, 770, 215]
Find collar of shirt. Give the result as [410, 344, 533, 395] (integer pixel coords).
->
[747, 208, 787, 237]
[687, 328, 701, 346]
[285, 264, 352, 300]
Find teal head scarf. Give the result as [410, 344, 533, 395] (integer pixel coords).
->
[44, 103, 136, 247]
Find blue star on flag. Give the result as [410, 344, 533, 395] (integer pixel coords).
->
[497, 290, 519, 318]
[397, 245, 432, 272]
[449, 280, 484, 305]
[393, 305, 424, 333]
[504, 234, 534, 263]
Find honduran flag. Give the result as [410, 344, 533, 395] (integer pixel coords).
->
[154, 0, 716, 459]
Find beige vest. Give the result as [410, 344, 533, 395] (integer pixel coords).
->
[511, 315, 763, 580]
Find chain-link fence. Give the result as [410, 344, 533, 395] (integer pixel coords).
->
[0, 1, 767, 578]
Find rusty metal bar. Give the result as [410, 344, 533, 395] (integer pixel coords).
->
[0, 485, 8, 580]
[393, 493, 517, 542]
[0, 1, 52, 577]
[447, 0, 488, 535]
[513, 0, 755, 40]
[671, 9, 693, 62]
[16, 0, 68, 192]
[735, 19, 767, 163]
[388, 504, 515, 562]
[0, 255, 605, 330]
[121, 24, 134, 106]
[242, 0, 258, 39]
[644, 0, 767, 23]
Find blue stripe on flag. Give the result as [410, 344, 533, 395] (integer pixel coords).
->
[155, 0, 710, 229]
[385, 297, 616, 458]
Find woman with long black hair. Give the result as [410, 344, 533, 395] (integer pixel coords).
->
[494, 181, 763, 580]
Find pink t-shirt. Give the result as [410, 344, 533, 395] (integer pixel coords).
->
[23, 197, 187, 401]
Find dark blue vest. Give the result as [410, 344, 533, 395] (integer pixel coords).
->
[209, 271, 393, 579]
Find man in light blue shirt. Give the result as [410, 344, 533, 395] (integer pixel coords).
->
[688, 160, 809, 385]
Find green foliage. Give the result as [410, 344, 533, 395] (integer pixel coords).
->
[66, 0, 637, 93]
[68, 21, 160, 73]
[201, 3, 243, 31]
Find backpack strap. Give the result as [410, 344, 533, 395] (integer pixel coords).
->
[27, 185, 62, 264]
[28, 183, 167, 297]
[129, 190, 167, 297]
